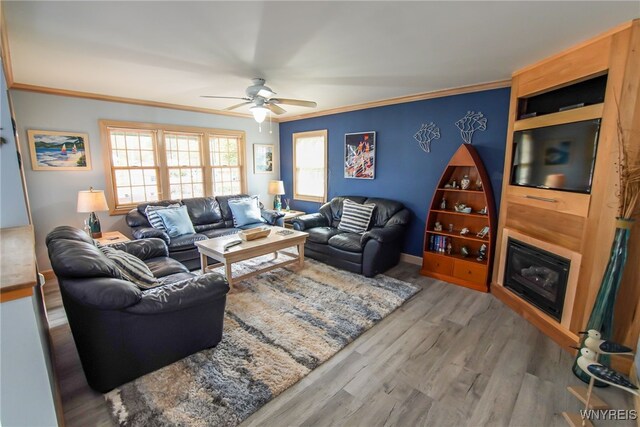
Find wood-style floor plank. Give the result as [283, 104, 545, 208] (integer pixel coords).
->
[42, 262, 634, 427]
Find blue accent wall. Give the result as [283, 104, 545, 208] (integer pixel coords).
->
[279, 87, 511, 257]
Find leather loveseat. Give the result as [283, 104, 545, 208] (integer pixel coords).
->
[126, 195, 285, 270]
[46, 226, 229, 392]
[292, 196, 411, 277]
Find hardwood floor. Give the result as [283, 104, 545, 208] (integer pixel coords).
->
[43, 263, 633, 426]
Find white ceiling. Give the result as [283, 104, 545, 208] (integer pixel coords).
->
[4, 1, 639, 118]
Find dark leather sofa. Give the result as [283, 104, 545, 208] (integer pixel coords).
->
[46, 226, 229, 392]
[126, 195, 285, 270]
[292, 196, 410, 277]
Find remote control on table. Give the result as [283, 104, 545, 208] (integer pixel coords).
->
[223, 239, 242, 251]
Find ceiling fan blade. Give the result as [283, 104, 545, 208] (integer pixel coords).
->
[201, 96, 251, 101]
[224, 101, 253, 111]
[266, 103, 286, 115]
[270, 98, 317, 108]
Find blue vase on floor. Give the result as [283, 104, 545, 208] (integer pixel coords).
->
[572, 218, 634, 385]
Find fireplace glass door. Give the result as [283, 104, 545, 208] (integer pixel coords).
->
[504, 238, 570, 321]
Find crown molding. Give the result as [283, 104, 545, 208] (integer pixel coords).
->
[278, 79, 512, 122]
[10, 83, 258, 120]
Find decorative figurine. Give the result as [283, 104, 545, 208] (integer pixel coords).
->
[476, 226, 489, 238]
[446, 242, 452, 255]
[478, 206, 488, 215]
[580, 330, 634, 356]
[477, 244, 487, 261]
[576, 348, 639, 395]
[448, 224, 454, 233]
[460, 246, 470, 257]
[475, 178, 483, 191]
[434, 222, 443, 231]
[444, 183, 453, 189]
[460, 227, 470, 236]
[460, 175, 471, 190]
[440, 198, 447, 210]
[454, 202, 472, 214]
[451, 179, 457, 189]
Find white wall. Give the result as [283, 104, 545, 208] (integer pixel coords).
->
[10, 90, 280, 269]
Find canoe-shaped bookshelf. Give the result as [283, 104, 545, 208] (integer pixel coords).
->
[420, 144, 496, 292]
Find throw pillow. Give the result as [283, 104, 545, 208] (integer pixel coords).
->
[228, 196, 267, 227]
[145, 203, 181, 230]
[338, 199, 376, 234]
[99, 245, 160, 289]
[155, 205, 196, 238]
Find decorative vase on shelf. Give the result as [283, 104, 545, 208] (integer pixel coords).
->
[460, 175, 471, 190]
[572, 218, 634, 386]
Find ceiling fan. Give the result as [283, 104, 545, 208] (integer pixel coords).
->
[201, 78, 317, 122]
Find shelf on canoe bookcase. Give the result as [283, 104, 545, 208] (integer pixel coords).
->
[420, 144, 497, 292]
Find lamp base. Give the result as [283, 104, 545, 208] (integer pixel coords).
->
[273, 195, 282, 211]
[88, 212, 102, 238]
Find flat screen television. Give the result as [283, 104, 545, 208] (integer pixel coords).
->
[510, 119, 601, 194]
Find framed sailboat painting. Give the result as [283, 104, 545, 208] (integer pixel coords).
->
[27, 130, 92, 171]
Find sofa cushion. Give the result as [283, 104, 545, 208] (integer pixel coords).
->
[364, 198, 405, 227]
[155, 206, 196, 237]
[168, 233, 208, 251]
[99, 246, 160, 289]
[145, 203, 181, 230]
[328, 232, 365, 253]
[48, 239, 123, 279]
[144, 257, 190, 278]
[182, 197, 223, 226]
[228, 196, 266, 227]
[337, 199, 375, 234]
[307, 227, 344, 244]
[202, 228, 240, 239]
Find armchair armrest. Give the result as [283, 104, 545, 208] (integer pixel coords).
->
[62, 277, 142, 310]
[132, 227, 170, 245]
[261, 209, 286, 226]
[292, 213, 329, 231]
[125, 272, 230, 315]
[361, 225, 405, 245]
[109, 238, 169, 260]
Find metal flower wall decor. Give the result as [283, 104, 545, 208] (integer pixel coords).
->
[413, 122, 441, 153]
[455, 111, 487, 144]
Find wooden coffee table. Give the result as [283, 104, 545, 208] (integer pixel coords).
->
[195, 227, 308, 289]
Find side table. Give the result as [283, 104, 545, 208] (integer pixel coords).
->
[94, 231, 130, 245]
[281, 210, 306, 229]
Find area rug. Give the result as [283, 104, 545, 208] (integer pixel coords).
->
[105, 257, 420, 426]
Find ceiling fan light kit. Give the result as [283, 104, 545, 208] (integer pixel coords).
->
[250, 105, 270, 124]
[202, 78, 318, 124]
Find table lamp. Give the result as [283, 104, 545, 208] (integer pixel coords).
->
[77, 187, 109, 238]
[268, 180, 285, 211]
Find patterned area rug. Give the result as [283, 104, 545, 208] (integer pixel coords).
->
[105, 257, 420, 426]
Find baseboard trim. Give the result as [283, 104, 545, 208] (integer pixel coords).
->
[400, 253, 422, 265]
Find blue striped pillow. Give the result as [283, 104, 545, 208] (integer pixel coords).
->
[145, 203, 181, 230]
[337, 199, 376, 234]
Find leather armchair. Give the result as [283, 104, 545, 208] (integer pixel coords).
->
[292, 196, 411, 277]
[46, 226, 229, 392]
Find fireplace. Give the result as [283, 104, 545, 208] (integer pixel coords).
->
[504, 238, 570, 321]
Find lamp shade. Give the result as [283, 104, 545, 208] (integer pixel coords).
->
[77, 188, 109, 213]
[268, 180, 285, 195]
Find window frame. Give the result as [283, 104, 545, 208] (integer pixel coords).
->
[292, 129, 328, 203]
[100, 120, 247, 215]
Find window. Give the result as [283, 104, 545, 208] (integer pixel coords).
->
[210, 134, 243, 196]
[101, 121, 246, 214]
[293, 130, 327, 203]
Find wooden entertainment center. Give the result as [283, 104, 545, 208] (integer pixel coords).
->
[491, 19, 640, 371]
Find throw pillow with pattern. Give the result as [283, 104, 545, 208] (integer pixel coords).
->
[337, 199, 376, 234]
[99, 245, 160, 289]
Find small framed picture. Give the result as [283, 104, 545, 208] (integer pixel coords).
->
[253, 144, 274, 174]
[27, 130, 91, 171]
[344, 131, 376, 179]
